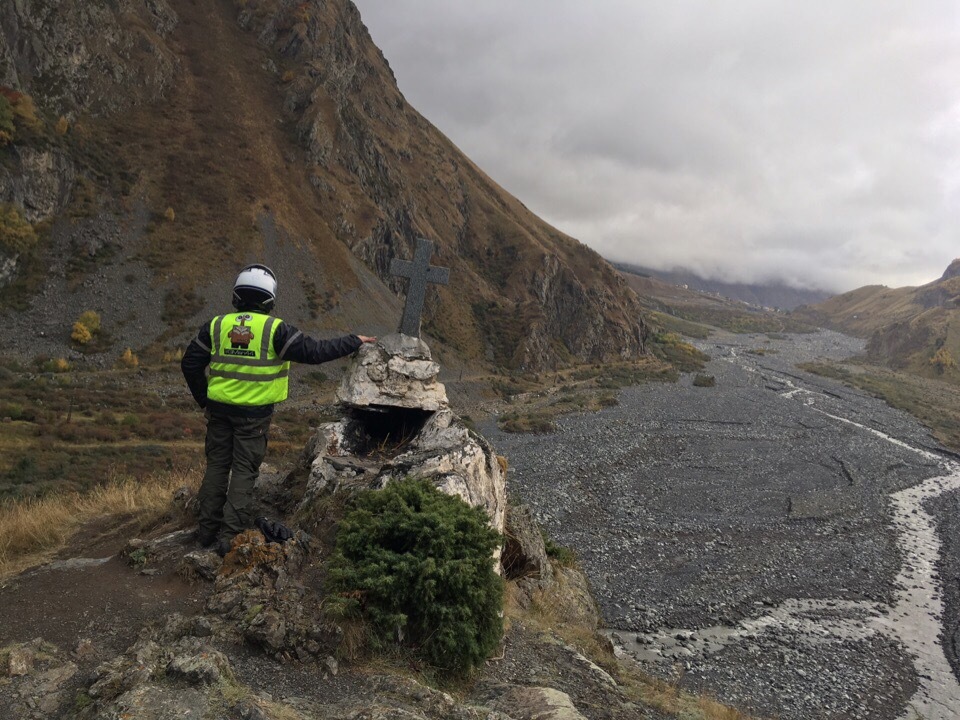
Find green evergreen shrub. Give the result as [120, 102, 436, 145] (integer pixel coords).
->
[328, 477, 503, 675]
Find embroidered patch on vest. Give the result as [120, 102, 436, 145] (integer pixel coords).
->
[229, 314, 255, 348]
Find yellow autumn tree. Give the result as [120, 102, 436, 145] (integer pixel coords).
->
[71, 310, 101, 345]
[9, 92, 39, 129]
[77, 310, 101, 333]
[0, 96, 13, 146]
[117, 348, 139, 369]
[71, 322, 93, 345]
[930, 347, 957, 374]
[0, 204, 37, 255]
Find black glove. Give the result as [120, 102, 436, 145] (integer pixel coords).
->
[254, 516, 295, 544]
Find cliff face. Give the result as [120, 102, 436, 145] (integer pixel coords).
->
[0, 0, 177, 228]
[0, 1, 178, 115]
[0, 0, 647, 370]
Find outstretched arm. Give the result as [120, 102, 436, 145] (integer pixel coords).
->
[273, 323, 375, 364]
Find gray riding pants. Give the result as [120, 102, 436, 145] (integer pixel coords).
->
[197, 411, 271, 542]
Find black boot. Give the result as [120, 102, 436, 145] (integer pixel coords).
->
[195, 528, 217, 548]
[215, 537, 233, 558]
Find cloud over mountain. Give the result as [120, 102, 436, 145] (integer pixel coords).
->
[355, 1, 960, 293]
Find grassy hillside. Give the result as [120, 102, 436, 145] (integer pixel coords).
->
[0, 356, 339, 500]
[793, 262, 960, 383]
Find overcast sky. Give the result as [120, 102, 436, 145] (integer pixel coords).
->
[352, 1, 960, 292]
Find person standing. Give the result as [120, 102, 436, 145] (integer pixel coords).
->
[181, 264, 375, 556]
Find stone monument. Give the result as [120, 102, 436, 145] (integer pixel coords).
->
[296, 239, 505, 540]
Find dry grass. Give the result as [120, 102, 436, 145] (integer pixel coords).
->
[491, 358, 679, 434]
[799, 361, 960, 451]
[617, 669, 756, 720]
[0, 467, 199, 579]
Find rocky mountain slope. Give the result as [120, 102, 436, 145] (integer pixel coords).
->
[0, 0, 647, 370]
[793, 259, 960, 381]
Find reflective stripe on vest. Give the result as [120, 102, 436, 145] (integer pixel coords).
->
[207, 313, 290, 407]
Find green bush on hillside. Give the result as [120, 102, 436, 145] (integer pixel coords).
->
[328, 477, 503, 675]
[651, 332, 710, 373]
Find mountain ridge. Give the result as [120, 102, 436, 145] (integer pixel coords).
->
[0, 0, 648, 371]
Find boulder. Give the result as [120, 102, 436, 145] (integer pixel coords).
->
[336, 334, 448, 411]
[502, 504, 553, 585]
[82, 620, 239, 719]
[107, 685, 210, 720]
[164, 637, 232, 685]
[206, 529, 342, 660]
[480, 685, 589, 720]
[7, 644, 34, 676]
[179, 550, 221, 582]
[0, 639, 78, 720]
[299, 408, 505, 538]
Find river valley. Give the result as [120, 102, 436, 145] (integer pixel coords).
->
[483, 331, 960, 720]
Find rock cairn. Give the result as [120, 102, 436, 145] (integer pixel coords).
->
[299, 333, 506, 537]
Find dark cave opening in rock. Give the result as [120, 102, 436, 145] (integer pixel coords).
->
[344, 406, 433, 458]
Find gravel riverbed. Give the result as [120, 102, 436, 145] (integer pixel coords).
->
[482, 330, 960, 720]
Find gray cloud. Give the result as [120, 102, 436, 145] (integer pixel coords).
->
[354, 1, 960, 292]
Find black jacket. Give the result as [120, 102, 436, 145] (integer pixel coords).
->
[181, 315, 362, 418]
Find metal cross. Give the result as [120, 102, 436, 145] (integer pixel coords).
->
[389, 237, 450, 337]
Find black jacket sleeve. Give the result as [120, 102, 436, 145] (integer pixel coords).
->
[272, 322, 363, 364]
[181, 323, 212, 408]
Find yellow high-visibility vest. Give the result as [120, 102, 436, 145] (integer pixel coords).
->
[207, 312, 290, 406]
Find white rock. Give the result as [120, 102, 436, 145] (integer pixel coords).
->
[336, 334, 448, 411]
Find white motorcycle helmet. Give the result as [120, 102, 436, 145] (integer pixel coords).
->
[232, 264, 277, 313]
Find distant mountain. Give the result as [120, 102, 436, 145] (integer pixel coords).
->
[0, 0, 648, 371]
[613, 263, 829, 310]
[793, 260, 960, 381]
[620, 269, 817, 335]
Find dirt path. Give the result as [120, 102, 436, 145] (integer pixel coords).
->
[0, 522, 206, 663]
